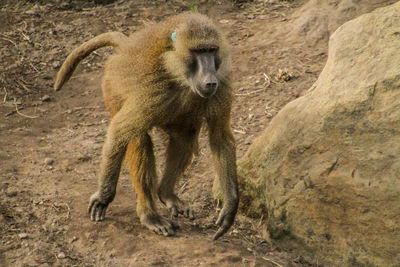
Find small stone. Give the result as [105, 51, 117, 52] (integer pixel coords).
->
[52, 61, 61, 69]
[19, 233, 28, 239]
[247, 14, 255, 19]
[5, 188, 17, 197]
[219, 19, 230, 24]
[44, 158, 54, 165]
[57, 252, 66, 259]
[41, 95, 51, 102]
[25, 4, 41, 15]
[71, 236, 78, 243]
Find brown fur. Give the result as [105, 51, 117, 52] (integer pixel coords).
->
[55, 12, 238, 239]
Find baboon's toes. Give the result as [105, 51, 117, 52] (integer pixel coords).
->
[182, 207, 195, 220]
[141, 214, 178, 236]
[167, 199, 196, 220]
[159, 193, 196, 220]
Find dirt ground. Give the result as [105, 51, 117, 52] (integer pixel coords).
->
[1, 0, 337, 266]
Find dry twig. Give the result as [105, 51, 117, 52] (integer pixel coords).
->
[29, 62, 40, 73]
[13, 97, 38, 119]
[64, 203, 71, 219]
[0, 36, 18, 48]
[3, 87, 7, 103]
[233, 129, 247, 134]
[235, 88, 265, 96]
[262, 257, 283, 267]
[16, 79, 31, 92]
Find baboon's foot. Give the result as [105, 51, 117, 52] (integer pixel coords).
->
[140, 213, 178, 236]
[88, 191, 113, 221]
[159, 193, 195, 220]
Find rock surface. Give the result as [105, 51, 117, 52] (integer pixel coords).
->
[287, 0, 398, 45]
[237, 3, 400, 266]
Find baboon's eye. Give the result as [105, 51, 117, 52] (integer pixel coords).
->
[188, 57, 197, 73]
[215, 57, 221, 70]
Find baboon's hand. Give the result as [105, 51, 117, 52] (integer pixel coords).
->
[88, 191, 111, 222]
[213, 202, 238, 240]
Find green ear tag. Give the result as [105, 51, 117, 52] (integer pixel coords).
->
[171, 32, 177, 42]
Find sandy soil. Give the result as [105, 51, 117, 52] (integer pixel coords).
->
[0, 0, 331, 266]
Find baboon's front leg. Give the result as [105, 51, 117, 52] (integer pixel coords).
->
[157, 128, 199, 219]
[88, 118, 128, 221]
[88, 104, 141, 222]
[208, 116, 238, 240]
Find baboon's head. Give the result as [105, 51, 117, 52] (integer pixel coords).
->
[163, 14, 231, 98]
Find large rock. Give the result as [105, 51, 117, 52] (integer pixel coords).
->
[287, 0, 398, 45]
[238, 3, 400, 266]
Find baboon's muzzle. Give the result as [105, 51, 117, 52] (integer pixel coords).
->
[192, 50, 219, 98]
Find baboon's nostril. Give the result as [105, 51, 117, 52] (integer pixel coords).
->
[206, 82, 218, 90]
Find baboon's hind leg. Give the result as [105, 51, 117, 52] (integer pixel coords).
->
[126, 134, 178, 236]
[157, 128, 199, 219]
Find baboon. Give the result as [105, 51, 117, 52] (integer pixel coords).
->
[54, 12, 238, 240]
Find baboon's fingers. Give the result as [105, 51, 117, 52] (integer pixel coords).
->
[95, 204, 107, 221]
[88, 200, 95, 216]
[213, 206, 236, 240]
[90, 204, 96, 221]
[215, 212, 224, 226]
[88, 191, 100, 216]
[88, 193, 108, 221]
[171, 206, 179, 217]
[89, 201, 105, 221]
[213, 222, 230, 240]
[89, 201, 100, 221]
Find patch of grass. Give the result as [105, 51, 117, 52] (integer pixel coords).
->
[189, 0, 199, 12]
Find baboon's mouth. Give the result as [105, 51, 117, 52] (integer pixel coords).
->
[195, 86, 216, 98]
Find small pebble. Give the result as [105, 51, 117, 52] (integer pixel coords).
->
[44, 158, 54, 165]
[52, 61, 61, 69]
[5, 188, 18, 197]
[71, 236, 78, 243]
[57, 252, 66, 259]
[41, 95, 51, 102]
[19, 233, 28, 239]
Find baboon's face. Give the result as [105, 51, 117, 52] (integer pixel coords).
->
[187, 48, 220, 98]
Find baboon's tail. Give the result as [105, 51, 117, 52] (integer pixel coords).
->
[54, 32, 128, 91]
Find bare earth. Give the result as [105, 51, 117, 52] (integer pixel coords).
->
[0, 1, 327, 266]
